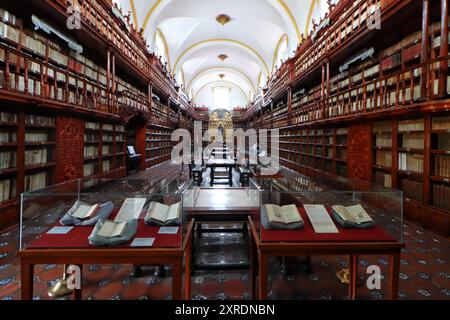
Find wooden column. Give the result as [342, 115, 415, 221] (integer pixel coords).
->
[106, 50, 111, 109]
[438, 0, 449, 97]
[112, 53, 116, 114]
[421, 0, 430, 100]
[270, 101, 274, 129]
[148, 82, 153, 113]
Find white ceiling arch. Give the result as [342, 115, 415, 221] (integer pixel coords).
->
[187, 67, 257, 93]
[135, 0, 301, 47]
[191, 72, 254, 100]
[114, 0, 332, 109]
[173, 39, 270, 78]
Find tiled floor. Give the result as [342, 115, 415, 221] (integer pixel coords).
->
[0, 162, 449, 300]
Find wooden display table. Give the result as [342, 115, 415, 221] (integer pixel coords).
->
[249, 215, 404, 300]
[18, 220, 194, 300]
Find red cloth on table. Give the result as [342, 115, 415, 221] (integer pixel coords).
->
[27, 209, 181, 249]
[260, 207, 396, 243]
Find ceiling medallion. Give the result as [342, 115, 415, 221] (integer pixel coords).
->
[216, 14, 231, 26]
[218, 74, 226, 79]
[218, 54, 228, 61]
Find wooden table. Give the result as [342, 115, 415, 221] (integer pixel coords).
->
[18, 220, 194, 300]
[206, 158, 236, 186]
[249, 217, 404, 300]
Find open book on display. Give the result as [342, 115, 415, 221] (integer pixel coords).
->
[70, 203, 100, 220]
[146, 202, 181, 223]
[264, 204, 303, 225]
[96, 220, 127, 238]
[332, 204, 375, 228]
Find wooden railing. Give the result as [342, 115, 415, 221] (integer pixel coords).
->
[289, 55, 449, 126]
[0, 43, 151, 117]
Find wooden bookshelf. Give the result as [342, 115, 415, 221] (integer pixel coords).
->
[0, 110, 18, 207]
[244, 0, 449, 235]
[430, 115, 450, 211]
[372, 120, 394, 188]
[146, 124, 173, 168]
[83, 122, 126, 180]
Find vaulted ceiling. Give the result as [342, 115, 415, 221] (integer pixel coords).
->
[114, 0, 331, 109]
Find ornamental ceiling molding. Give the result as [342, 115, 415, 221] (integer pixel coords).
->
[136, 0, 302, 41]
[305, 0, 321, 36]
[173, 38, 270, 76]
[271, 33, 288, 72]
[155, 28, 172, 69]
[193, 80, 250, 103]
[187, 66, 257, 93]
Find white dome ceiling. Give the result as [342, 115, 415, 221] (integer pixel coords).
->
[114, 0, 331, 109]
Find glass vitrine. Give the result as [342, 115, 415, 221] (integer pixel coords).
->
[253, 185, 404, 300]
[258, 189, 403, 243]
[19, 178, 189, 250]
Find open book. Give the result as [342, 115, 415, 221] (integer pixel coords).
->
[332, 204, 374, 225]
[97, 220, 127, 238]
[265, 204, 303, 225]
[70, 203, 100, 220]
[146, 202, 181, 223]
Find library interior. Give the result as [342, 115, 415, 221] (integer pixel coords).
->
[0, 0, 449, 301]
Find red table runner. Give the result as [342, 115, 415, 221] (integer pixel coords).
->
[27, 210, 181, 249]
[260, 207, 396, 243]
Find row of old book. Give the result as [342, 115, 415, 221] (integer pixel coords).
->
[0, 111, 17, 123]
[25, 171, 47, 192]
[375, 150, 392, 168]
[103, 134, 114, 142]
[434, 155, 450, 178]
[0, 178, 15, 202]
[25, 132, 49, 143]
[84, 163, 96, 177]
[0, 9, 148, 103]
[0, 130, 17, 143]
[432, 116, 450, 131]
[103, 160, 112, 173]
[374, 171, 393, 188]
[436, 133, 450, 150]
[398, 119, 424, 132]
[375, 134, 392, 148]
[433, 183, 450, 211]
[85, 122, 101, 130]
[25, 148, 49, 166]
[102, 145, 113, 155]
[400, 133, 425, 149]
[84, 133, 98, 143]
[25, 115, 55, 126]
[84, 146, 99, 158]
[398, 152, 424, 173]
[0, 151, 16, 170]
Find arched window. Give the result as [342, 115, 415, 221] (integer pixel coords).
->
[273, 34, 289, 71]
[154, 29, 169, 68]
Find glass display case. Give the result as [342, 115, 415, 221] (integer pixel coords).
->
[249, 177, 404, 300]
[258, 189, 403, 243]
[20, 178, 191, 250]
[183, 180, 260, 219]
